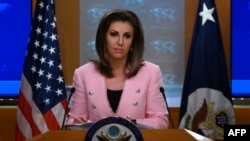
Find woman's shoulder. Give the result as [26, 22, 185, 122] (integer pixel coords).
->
[75, 62, 97, 72]
[140, 60, 161, 73]
[142, 60, 160, 69]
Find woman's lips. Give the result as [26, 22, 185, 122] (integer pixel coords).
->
[114, 48, 124, 53]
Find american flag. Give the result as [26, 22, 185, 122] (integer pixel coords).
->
[178, 0, 235, 140]
[15, 0, 67, 140]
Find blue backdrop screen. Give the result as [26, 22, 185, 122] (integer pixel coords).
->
[0, 0, 31, 97]
[231, 0, 250, 97]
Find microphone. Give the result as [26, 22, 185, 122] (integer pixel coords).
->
[160, 87, 175, 128]
[61, 86, 75, 130]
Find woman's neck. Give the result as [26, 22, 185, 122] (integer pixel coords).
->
[109, 59, 126, 77]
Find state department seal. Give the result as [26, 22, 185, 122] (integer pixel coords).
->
[84, 117, 144, 141]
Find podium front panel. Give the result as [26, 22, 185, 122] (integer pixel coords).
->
[26, 129, 197, 141]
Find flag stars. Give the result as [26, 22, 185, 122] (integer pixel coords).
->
[35, 82, 42, 89]
[48, 60, 54, 67]
[37, 14, 43, 22]
[43, 31, 48, 38]
[58, 64, 62, 70]
[34, 40, 40, 47]
[33, 53, 38, 60]
[199, 3, 215, 26]
[51, 22, 56, 28]
[45, 19, 48, 24]
[31, 66, 36, 73]
[45, 85, 51, 93]
[50, 33, 57, 41]
[57, 76, 64, 84]
[36, 27, 41, 35]
[41, 43, 48, 51]
[38, 69, 44, 77]
[39, 2, 44, 9]
[46, 5, 49, 11]
[39, 57, 46, 64]
[49, 47, 56, 54]
[44, 98, 50, 105]
[46, 73, 52, 80]
[56, 89, 63, 96]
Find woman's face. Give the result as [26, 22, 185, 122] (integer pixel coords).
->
[106, 21, 133, 61]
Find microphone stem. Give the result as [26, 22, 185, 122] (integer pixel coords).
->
[160, 87, 175, 128]
[61, 87, 75, 130]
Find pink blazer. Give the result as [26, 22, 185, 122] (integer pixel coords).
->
[66, 61, 169, 129]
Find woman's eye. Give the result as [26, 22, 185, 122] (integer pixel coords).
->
[110, 32, 118, 36]
[124, 34, 131, 39]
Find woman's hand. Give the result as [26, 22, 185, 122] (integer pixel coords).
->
[73, 116, 88, 124]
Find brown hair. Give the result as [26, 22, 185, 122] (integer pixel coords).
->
[91, 9, 144, 78]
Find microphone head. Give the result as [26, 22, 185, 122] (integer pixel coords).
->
[160, 87, 164, 92]
[71, 87, 75, 93]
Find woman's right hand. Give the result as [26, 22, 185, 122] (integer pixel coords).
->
[73, 116, 88, 124]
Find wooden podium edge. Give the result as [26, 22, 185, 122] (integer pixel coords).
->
[26, 129, 199, 141]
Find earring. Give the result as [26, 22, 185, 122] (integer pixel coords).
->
[130, 47, 133, 52]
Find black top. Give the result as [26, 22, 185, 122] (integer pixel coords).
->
[107, 89, 122, 113]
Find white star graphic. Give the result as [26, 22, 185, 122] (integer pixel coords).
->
[37, 14, 43, 22]
[46, 72, 52, 80]
[57, 76, 64, 84]
[49, 47, 56, 54]
[45, 85, 51, 93]
[199, 3, 215, 26]
[39, 2, 44, 9]
[51, 22, 56, 28]
[56, 89, 63, 96]
[30, 66, 36, 73]
[35, 82, 42, 89]
[38, 69, 44, 77]
[41, 43, 48, 51]
[36, 27, 41, 35]
[50, 33, 57, 41]
[43, 31, 48, 38]
[39, 56, 46, 64]
[34, 40, 40, 47]
[58, 64, 63, 70]
[48, 60, 54, 67]
[32, 53, 38, 60]
[44, 98, 50, 105]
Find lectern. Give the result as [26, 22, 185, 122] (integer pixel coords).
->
[26, 117, 212, 141]
[25, 129, 202, 141]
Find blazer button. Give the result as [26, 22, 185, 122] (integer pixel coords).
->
[133, 101, 138, 106]
[127, 115, 131, 119]
[92, 104, 96, 109]
[88, 91, 93, 95]
[135, 88, 140, 93]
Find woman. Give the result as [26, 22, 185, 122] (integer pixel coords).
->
[66, 9, 169, 129]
